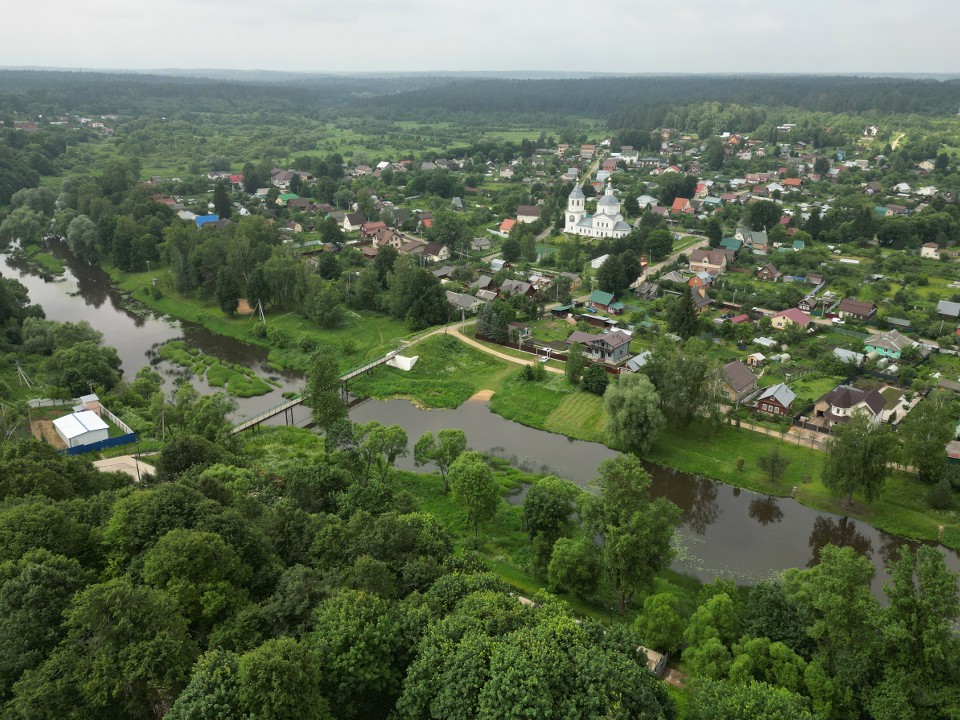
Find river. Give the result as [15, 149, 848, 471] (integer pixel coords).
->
[5, 245, 959, 597]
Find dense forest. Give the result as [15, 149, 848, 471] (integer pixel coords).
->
[2, 71, 960, 122]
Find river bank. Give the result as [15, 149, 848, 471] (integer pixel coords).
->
[11, 246, 960, 557]
[104, 262, 960, 551]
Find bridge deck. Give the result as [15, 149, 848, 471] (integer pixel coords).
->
[230, 348, 402, 434]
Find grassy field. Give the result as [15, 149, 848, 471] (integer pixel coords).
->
[350, 334, 514, 408]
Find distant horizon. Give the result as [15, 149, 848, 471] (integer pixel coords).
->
[2, 67, 960, 82]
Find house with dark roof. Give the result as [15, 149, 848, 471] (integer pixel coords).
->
[722, 360, 758, 403]
[633, 282, 659, 300]
[516, 205, 542, 223]
[813, 385, 886, 427]
[755, 383, 796, 417]
[565, 330, 632, 364]
[343, 213, 366, 232]
[588, 289, 625, 315]
[499, 279, 535, 298]
[757, 263, 782, 282]
[837, 298, 877, 321]
[691, 286, 714, 313]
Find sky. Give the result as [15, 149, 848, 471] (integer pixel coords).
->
[4, 0, 959, 75]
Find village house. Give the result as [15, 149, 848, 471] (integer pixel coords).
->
[445, 291, 482, 314]
[813, 385, 886, 428]
[565, 330, 632, 364]
[722, 360, 758, 403]
[735, 227, 769, 254]
[921, 242, 941, 260]
[588, 289, 625, 315]
[755, 383, 796, 417]
[756, 263, 782, 282]
[688, 249, 727, 276]
[516, 205, 541, 223]
[688, 272, 714, 289]
[864, 329, 915, 359]
[343, 213, 366, 232]
[499, 279, 535, 299]
[691, 286, 714, 313]
[771, 308, 813, 331]
[836, 298, 877, 321]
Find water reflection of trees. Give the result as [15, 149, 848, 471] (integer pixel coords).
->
[807, 516, 873, 568]
[678, 475, 720, 535]
[748, 495, 784, 526]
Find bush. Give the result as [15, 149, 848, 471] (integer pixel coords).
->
[266, 325, 288, 347]
[928, 478, 955, 511]
[250, 323, 267, 339]
[582, 364, 609, 395]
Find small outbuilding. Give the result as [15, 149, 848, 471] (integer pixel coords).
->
[53, 411, 109, 449]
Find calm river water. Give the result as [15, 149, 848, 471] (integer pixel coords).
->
[5, 244, 959, 597]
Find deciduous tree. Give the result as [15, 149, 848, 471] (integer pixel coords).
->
[821, 412, 896, 504]
[584, 454, 681, 613]
[604, 373, 665, 455]
[413, 428, 467, 493]
[449, 452, 499, 539]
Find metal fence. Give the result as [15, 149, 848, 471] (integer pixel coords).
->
[61, 433, 137, 456]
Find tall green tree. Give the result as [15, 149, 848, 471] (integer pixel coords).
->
[303, 347, 347, 436]
[46, 341, 122, 396]
[213, 180, 232, 219]
[167, 649, 243, 720]
[633, 592, 686, 654]
[821, 413, 896, 504]
[584, 454, 681, 613]
[215, 265, 240, 316]
[784, 545, 881, 706]
[756, 446, 790, 484]
[10, 578, 198, 720]
[747, 200, 782, 231]
[643, 338, 723, 429]
[0, 549, 94, 701]
[668, 289, 699, 339]
[547, 538, 600, 598]
[448, 452, 499, 539]
[604, 373, 665, 455]
[413, 428, 467, 493]
[353, 421, 408, 482]
[686, 679, 815, 720]
[237, 637, 329, 720]
[866, 545, 960, 720]
[565, 341, 585, 385]
[899, 390, 955, 483]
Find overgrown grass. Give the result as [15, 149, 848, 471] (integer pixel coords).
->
[351, 334, 511, 408]
[16, 243, 67, 275]
[490, 372, 606, 443]
[156, 340, 273, 397]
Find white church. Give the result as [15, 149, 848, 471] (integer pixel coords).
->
[564, 182, 631, 239]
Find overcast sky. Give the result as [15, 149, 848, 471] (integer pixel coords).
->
[4, 0, 959, 74]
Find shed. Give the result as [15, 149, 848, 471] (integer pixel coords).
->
[52, 411, 109, 449]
